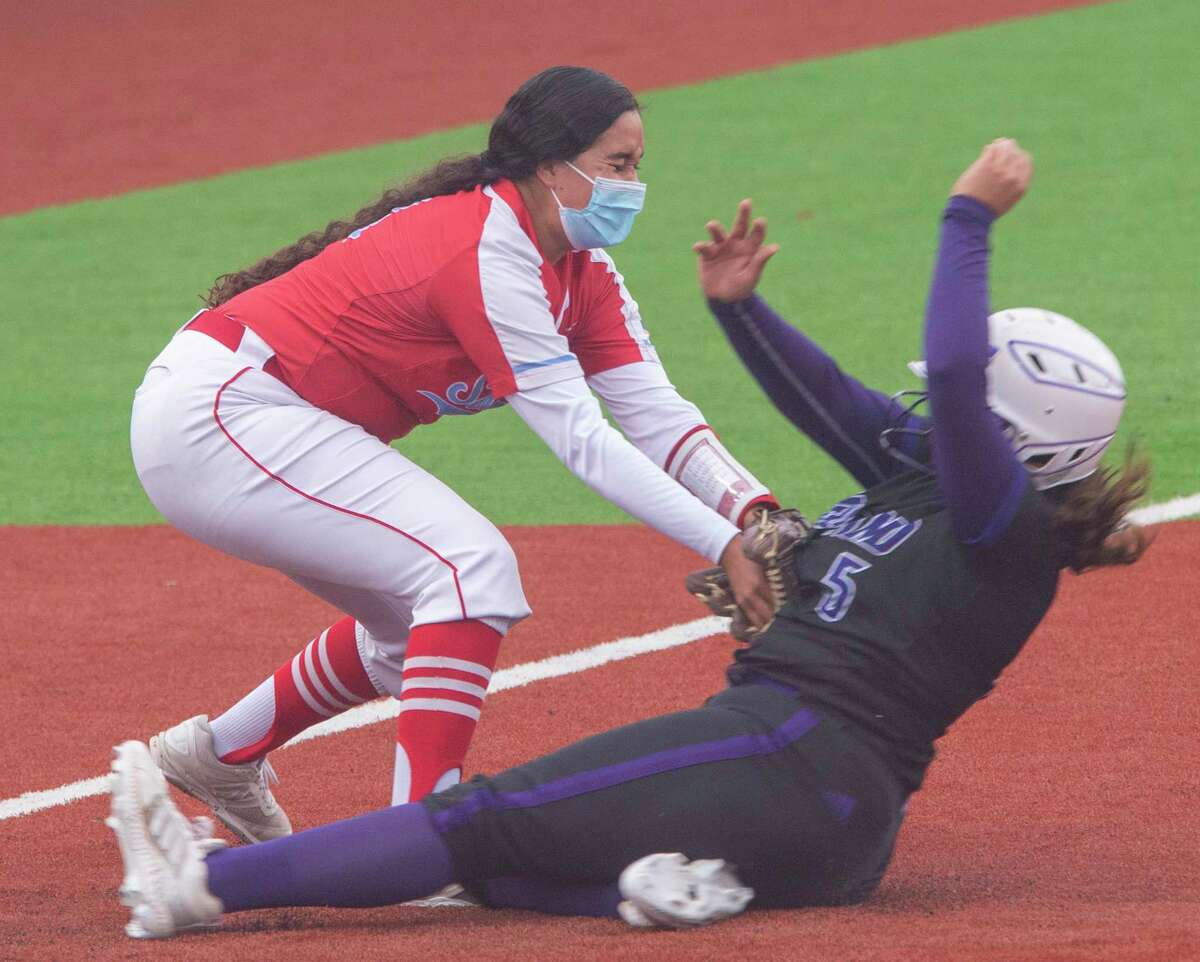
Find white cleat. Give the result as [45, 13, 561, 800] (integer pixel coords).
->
[149, 715, 291, 844]
[109, 809, 219, 908]
[617, 853, 754, 930]
[108, 740, 226, 939]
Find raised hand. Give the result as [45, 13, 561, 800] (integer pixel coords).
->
[693, 199, 780, 303]
[951, 138, 1034, 217]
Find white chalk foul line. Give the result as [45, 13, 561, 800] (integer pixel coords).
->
[6, 492, 1198, 825]
[0, 776, 113, 822]
[1128, 492, 1200, 526]
[0, 616, 727, 822]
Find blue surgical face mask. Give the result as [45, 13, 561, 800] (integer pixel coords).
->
[554, 161, 646, 250]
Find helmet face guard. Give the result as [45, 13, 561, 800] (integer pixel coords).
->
[879, 390, 934, 476]
[895, 309, 1126, 490]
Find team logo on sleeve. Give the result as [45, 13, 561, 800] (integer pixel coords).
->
[416, 375, 505, 417]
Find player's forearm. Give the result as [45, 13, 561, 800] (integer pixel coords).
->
[924, 196, 1027, 544]
[586, 362, 776, 526]
[509, 381, 739, 562]
[585, 363, 705, 467]
[708, 294, 895, 487]
[923, 196, 995, 379]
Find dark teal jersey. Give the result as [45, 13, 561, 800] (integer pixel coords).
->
[728, 469, 1063, 791]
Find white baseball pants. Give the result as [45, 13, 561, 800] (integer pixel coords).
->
[130, 325, 531, 696]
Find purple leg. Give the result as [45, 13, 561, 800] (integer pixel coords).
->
[205, 803, 455, 911]
[477, 876, 622, 917]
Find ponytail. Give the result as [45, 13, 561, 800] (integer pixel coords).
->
[204, 65, 638, 308]
[205, 153, 502, 307]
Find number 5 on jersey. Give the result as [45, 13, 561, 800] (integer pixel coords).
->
[816, 552, 872, 623]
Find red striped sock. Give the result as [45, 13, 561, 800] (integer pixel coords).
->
[213, 616, 383, 764]
[391, 619, 502, 804]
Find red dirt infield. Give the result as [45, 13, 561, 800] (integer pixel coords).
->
[2, 522, 1198, 960]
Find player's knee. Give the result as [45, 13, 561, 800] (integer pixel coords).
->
[456, 527, 530, 628]
[403, 521, 529, 629]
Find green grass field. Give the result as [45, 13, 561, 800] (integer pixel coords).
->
[2, 0, 1194, 525]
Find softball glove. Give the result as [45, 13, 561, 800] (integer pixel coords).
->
[685, 507, 813, 642]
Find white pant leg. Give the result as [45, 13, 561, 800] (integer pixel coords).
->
[130, 330, 531, 646]
[283, 572, 411, 698]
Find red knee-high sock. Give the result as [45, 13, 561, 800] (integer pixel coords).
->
[213, 616, 383, 764]
[391, 619, 502, 804]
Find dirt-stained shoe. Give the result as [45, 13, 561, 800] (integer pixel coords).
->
[617, 852, 754, 929]
[107, 740, 225, 939]
[149, 715, 291, 843]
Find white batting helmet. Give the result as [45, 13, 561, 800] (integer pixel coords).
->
[910, 308, 1126, 490]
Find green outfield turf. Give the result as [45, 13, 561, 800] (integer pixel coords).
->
[2, 0, 1193, 525]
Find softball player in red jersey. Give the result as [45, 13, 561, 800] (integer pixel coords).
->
[131, 66, 778, 842]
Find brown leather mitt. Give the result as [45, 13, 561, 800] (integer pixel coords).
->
[685, 507, 813, 642]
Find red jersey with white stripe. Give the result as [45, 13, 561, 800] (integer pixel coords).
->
[218, 179, 657, 441]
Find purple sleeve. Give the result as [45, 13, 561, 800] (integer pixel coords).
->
[708, 294, 924, 488]
[924, 195, 1029, 545]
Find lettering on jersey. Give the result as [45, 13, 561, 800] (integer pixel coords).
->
[814, 494, 922, 557]
[817, 552, 871, 623]
[815, 494, 867, 531]
[416, 375, 505, 417]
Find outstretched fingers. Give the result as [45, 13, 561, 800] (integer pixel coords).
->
[753, 242, 781, 270]
[695, 202, 776, 278]
[729, 199, 752, 239]
[747, 216, 767, 246]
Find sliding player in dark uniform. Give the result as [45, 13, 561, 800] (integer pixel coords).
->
[107, 139, 1151, 938]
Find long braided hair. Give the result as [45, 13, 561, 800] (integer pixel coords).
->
[204, 66, 639, 307]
